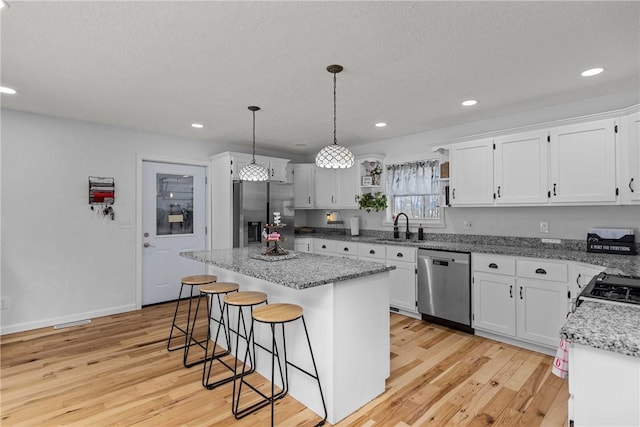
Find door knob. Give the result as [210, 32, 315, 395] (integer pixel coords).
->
[144, 242, 155, 248]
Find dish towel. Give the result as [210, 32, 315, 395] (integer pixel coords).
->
[552, 339, 569, 378]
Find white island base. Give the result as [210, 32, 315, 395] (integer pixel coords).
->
[205, 265, 391, 425]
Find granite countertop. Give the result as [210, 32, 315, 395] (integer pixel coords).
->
[299, 234, 640, 276]
[560, 301, 640, 358]
[180, 248, 394, 290]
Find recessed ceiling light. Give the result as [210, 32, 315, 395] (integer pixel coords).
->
[581, 67, 604, 77]
[462, 99, 477, 107]
[0, 1, 10, 10]
[295, 143, 306, 147]
[191, 123, 204, 129]
[375, 122, 387, 128]
[0, 86, 17, 95]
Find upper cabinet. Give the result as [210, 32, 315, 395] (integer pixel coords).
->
[449, 139, 494, 205]
[494, 130, 548, 205]
[444, 113, 629, 207]
[230, 153, 290, 182]
[619, 112, 640, 204]
[314, 166, 358, 209]
[549, 119, 617, 204]
[293, 164, 315, 209]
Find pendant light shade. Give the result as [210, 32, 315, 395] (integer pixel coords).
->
[315, 64, 355, 169]
[239, 106, 269, 181]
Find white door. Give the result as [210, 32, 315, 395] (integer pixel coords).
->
[449, 139, 494, 205]
[549, 119, 617, 203]
[142, 161, 207, 305]
[494, 130, 548, 204]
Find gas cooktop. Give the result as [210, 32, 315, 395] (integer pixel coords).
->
[579, 272, 640, 306]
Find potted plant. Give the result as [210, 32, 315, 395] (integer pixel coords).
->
[356, 191, 388, 213]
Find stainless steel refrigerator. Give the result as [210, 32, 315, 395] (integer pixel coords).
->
[232, 181, 295, 250]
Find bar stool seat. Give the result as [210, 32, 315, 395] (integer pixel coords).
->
[203, 291, 268, 390]
[167, 274, 217, 356]
[184, 282, 240, 368]
[235, 303, 327, 426]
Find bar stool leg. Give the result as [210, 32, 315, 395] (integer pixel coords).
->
[167, 283, 189, 351]
[182, 290, 212, 368]
[232, 318, 287, 421]
[202, 301, 239, 389]
[301, 315, 327, 426]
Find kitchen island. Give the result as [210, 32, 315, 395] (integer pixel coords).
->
[181, 248, 394, 424]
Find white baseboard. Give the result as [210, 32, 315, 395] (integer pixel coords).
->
[0, 304, 137, 335]
[474, 329, 556, 356]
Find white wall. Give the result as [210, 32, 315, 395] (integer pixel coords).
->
[0, 110, 298, 334]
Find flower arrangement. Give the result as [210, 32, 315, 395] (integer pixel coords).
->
[366, 161, 383, 185]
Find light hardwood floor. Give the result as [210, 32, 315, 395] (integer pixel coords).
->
[1, 302, 568, 426]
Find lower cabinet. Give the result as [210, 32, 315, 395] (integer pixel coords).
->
[294, 237, 312, 253]
[472, 254, 571, 351]
[387, 260, 417, 313]
[473, 271, 516, 336]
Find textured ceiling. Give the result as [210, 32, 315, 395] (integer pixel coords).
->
[1, 1, 639, 155]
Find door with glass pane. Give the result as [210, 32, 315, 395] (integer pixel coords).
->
[142, 161, 206, 305]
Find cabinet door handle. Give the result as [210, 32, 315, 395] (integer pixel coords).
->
[452, 188, 456, 199]
[396, 252, 403, 258]
[271, 168, 275, 177]
[321, 245, 327, 249]
[497, 186, 501, 198]
[488, 263, 498, 269]
[535, 268, 547, 275]
[576, 273, 584, 288]
[308, 196, 311, 204]
[343, 247, 349, 252]
[369, 249, 376, 254]
[630, 178, 635, 193]
[331, 195, 334, 203]
[553, 183, 557, 196]
[509, 285, 513, 298]
[520, 286, 523, 299]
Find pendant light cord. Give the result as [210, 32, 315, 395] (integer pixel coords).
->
[252, 109, 256, 163]
[333, 71, 337, 146]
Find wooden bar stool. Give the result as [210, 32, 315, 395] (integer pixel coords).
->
[234, 303, 327, 426]
[203, 291, 268, 391]
[183, 282, 239, 368]
[167, 274, 217, 355]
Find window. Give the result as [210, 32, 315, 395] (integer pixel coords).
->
[385, 160, 441, 222]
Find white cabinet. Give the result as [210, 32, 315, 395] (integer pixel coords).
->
[313, 238, 337, 255]
[314, 166, 358, 208]
[569, 343, 640, 427]
[494, 130, 548, 204]
[386, 246, 418, 314]
[336, 241, 358, 258]
[515, 257, 569, 348]
[292, 164, 315, 208]
[619, 111, 640, 204]
[230, 153, 290, 182]
[472, 253, 517, 336]
[449, 139, 494, 205]
[294, 237, 312, 253]
[549, 119, 617, 203]
[472, 254, 570, 350]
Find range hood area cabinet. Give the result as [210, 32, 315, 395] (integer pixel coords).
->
[444, 110, 639, 207]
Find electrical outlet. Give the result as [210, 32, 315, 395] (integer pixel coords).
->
[540, 222, 549, 233]
[464, 220, 473, 230]
[1, 297, 9, 310]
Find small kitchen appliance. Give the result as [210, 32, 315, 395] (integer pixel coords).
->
[577, 272, 640, 306]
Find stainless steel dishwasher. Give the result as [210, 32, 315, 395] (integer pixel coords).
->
[417, 249, 472, 333]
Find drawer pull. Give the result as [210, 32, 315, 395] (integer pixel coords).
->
[509, 285, 513, 298]
[488, 263, 498, 269]
[343, 247, 349, 252]
[520, 286, 523, 299]
[321, 245, 327, 249]
[369, 250, 376, 254]
[396, 252, 403, 258]
[535, 268, 547, 275]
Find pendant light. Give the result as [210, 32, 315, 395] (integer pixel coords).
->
[315, 64, 355, 169]
[239, 106, 269, 181]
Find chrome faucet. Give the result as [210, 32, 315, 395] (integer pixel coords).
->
[393, 212, 411, 239]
